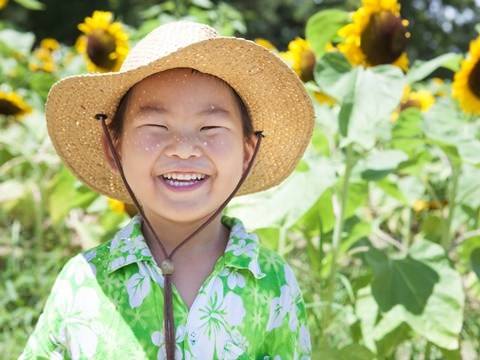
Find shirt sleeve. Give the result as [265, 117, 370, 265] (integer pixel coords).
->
[263, 263, 312, 359]
[18, 258, 74, 359]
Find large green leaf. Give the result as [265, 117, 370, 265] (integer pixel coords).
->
[407, 53, 462, 84]
[337, 65, 405, 148]
[423, 98, 480, 165]
[0, 29, 35, 56]
[47, 167, 97, 224]
[356, 286, 410, 355]
[225, 157, 336, 230]
[314, 51, 354, 101]
[391, 107, 426, 157]
[471, 247, 480, 280]
[358, 149, 409, 181]
[456, 163, 480, 210]
[363, 240, 464, 350]
[365, 247, 439, 314]
[305, 9, 350, 58]
[315, 341, 375, 360]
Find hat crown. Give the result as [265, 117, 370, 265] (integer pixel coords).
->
[120, 20, 219, 72]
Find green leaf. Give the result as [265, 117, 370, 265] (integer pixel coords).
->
[13, 0, 45, 10]
[420, 215, 445, 243]
[190, 0, 213, 8]
[407, 53, 462, 84]
[295, 187, 335, 236]
[365, 247, 440, 314]
[423, 98, 480, 165]
[314, 51, 353, 101]
[457, 163, 480, 209]
[376, 178, 408, 205]
[367, 240, 464, 350]
[471, 247, 480, 280]
[0, 29, 35, 56]
[391, 107, 426, 157]
[315, 341, 375, 360]
[225, 158, 336, 229]
[47, 167, 97, 224]
[0, 180, 26, 203]
[359, 149, 408, 181]
[339, 65, 405, 148]
[305, 9, 350, 58]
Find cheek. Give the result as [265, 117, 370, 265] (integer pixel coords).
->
[203, 134, 245, 169]
[123, 129, 167, 155]
[204, 133, 244, 157]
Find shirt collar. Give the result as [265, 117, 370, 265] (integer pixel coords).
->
[106, 213, 265, 279]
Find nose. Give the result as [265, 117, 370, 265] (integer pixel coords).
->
[164, 133, 202, 159]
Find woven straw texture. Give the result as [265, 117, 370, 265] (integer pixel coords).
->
[45, 20, 315, 204]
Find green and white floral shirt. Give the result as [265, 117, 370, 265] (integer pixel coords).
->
[19, 214, 311, 359]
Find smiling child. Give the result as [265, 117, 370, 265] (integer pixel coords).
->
[20, 20, 314, 359]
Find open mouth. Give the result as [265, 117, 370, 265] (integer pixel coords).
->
[158, 172, 210, 192]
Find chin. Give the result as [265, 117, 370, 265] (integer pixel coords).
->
[146, 201, 217, 224]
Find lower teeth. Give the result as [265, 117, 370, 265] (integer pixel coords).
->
[164, 179, 202, 187]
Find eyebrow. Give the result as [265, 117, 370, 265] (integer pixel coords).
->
[135, 103, 232, 117]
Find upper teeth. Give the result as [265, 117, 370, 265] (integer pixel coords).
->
[162, 172, 206, 180]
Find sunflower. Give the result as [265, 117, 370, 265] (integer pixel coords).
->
[75, 10, 129, 72]
[452, 36, 480, 115]
[0, 0, 8, 10]
[337, 0, 410, 71]
[314, 91, 337, 106]
[255, 37, 334, 104]
[280, 37, 316, 82]
[0, 91, 32, 117]
[413, 199, 448, 213]
[29, 38, 60, 73]
[391, 85, 434, 122]
[254, 38, 277, 51]
[107, 197, 125, 214]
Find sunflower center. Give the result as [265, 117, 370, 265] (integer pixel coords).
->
[0, 99, 22, 115]
[468, 60, 480, 98]
[360, 11, 408, 66]
[400, 99, 420, 111]
[300, 50, 316, 82]
[86, 29, 117, 69]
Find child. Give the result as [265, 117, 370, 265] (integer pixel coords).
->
[20, 20, 314, 359]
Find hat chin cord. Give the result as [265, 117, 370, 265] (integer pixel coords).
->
[95, 113, 264, 360]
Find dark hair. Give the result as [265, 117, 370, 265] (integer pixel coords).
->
[108, 68, 254, 143]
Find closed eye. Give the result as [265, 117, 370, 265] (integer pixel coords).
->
[145, 124, 168, 130]
[201, 126, 223, 131]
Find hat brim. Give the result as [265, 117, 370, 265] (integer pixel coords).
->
[45, 36, 314, 204]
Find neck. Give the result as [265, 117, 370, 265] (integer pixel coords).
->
[140, 209, 230, 262]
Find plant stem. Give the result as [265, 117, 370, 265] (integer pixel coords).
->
[442, 163, 460, 250]
[323, 143, 354, 327]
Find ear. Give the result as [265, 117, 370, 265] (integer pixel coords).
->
[101, 133, 122, 174]
[242, 133, 259, 172]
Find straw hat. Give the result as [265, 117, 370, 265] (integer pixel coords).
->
[45, 20, 315, 204]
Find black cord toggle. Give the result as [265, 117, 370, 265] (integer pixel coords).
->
[94, 113, 108, 121]
[254, 130, 265, 138]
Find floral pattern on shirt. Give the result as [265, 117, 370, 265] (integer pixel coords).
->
[19, 213, 312, 359]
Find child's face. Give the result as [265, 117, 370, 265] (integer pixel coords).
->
[103, 68, 257, 223]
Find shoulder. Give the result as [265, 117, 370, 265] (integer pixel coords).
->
[77, 215, 141, 276]
[256, 244, 302, 296]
